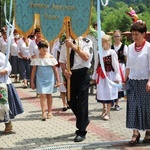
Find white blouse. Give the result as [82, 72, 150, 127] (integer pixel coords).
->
[30, 55, 58, 66]
[126, 41, 150, 80]
[10, 38, 18, 56]
[17, 38, 31, 59]
[0, 38, 8, 54]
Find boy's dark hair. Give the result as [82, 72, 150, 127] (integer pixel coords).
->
[92, 21, 97, 29]
[37, 40, 48, 49]
[28, 34, 34, 39]
[34, 28, 41, 34]
[1, 28, 6, 34]
[13, 29, 18, 34]
[130, 21, 147, 34]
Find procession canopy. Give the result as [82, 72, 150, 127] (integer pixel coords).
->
[14, 0, 92, 43]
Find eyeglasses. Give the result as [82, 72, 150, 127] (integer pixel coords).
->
[114, 36, 120, 38]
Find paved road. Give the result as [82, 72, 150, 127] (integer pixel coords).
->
[0, 80, 150, 150]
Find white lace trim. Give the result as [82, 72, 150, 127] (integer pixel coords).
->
[129, 69, 149, 79]
[30, 57, 58, 66]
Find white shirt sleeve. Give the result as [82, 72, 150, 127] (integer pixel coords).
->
[0, 38, 2, 51]
[51, 39, 60, 59]
[29, 41, 34, 56]
[148, 46, 150, 72]
[123, 44, 128, 56]
[126, 46, 130, 69]
[59, 44, 67, 64]
[79, 37, 93, 63]
[17, 39, 21, 54]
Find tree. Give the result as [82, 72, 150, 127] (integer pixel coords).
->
[138, 3, 147, 13]
[91, 5, 97, 24]
[92, 1, 150, 33]
[118, 15, 131, 32]
[101, 2, 131, 32]
[0, 0, 14, 29]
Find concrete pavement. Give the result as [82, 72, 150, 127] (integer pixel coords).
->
[0, 80, 150, 150]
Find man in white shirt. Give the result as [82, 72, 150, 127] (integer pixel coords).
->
[59, 36, 93, 142]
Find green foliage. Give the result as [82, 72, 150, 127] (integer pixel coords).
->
[110, 0, 149, 5]
[91, 6, 97, 24]
[138, 11, 150, 31]
[101, 2, 131, 32]
[91, 1, 150, 33]
[119, 15, 132, 32]
[138, 3, 147, 13]
[122, 35, 132, 46]
[0, 0, 14, 29]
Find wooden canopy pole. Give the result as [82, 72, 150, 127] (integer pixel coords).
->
[65, 16, 71, 101]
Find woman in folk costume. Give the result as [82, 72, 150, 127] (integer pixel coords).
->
[0, 52, 24, 133]
[125, 21, 150, 145]
[92, 35, 121, 120]
[17, 35, 32, 88]
[10, 29, 20, 82]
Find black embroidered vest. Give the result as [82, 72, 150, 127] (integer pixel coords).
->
[111, 44, 125, 63]
[98, 55, 114, 72]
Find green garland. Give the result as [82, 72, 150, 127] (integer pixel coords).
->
[59, 33, 66, 45]
[89, 26, 98, 39]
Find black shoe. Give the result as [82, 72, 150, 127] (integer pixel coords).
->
[41, 118, 46, 121]
[114, 105, 120, 111]
[62, 107, 67, 111]
[143, 131, 150, 143]
[129, 133, 141, 146]
[74, 135, 85, 142]
[67, 106, 70, 109]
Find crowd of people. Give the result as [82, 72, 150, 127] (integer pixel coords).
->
[0, 20, 150, 144]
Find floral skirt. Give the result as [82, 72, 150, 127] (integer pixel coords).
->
[0, 83, 24, 123]
[0, 83, 9, 122]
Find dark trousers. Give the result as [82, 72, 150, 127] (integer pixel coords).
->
[18, 58, 31, 80]
[68, 68, 90, 136]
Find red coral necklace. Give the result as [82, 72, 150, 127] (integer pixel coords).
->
[135, 40, 146, 52]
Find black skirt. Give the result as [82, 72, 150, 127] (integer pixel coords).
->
[126, 79, 150, 130]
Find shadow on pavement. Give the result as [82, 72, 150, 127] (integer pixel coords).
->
[11, 133, 75, 150]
